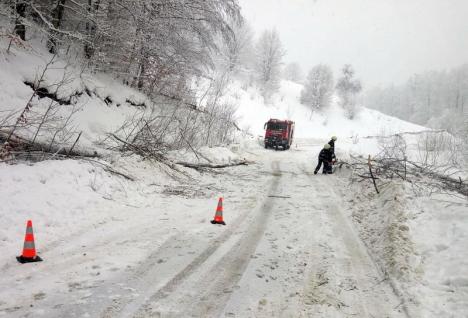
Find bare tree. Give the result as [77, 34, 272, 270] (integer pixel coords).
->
[1, 0, 242, 102]
[254, 29, 285, 101]
[283, 62, 303, 83]
[300, 64, 334, 115]
[336, 64, 362, 119]
[218, 20, 254, 75]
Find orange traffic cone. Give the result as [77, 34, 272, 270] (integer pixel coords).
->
[16, 220, 43, 263]
[211, 198, 226, 225]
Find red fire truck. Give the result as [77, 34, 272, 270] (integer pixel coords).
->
[264, 119, 295, 150]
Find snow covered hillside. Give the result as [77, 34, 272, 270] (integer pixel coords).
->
[229, 79, 426, 139]
[0, 39, 152, 153]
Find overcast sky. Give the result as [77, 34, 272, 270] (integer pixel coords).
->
[238, 0, 468, 88]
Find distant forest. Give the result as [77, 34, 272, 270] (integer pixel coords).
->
[364, 65, 468, 135]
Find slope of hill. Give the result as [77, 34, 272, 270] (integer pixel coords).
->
[0, 38, 157, 153]
[229, 79, 427, 139]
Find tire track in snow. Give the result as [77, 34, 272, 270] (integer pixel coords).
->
[130, 160, 283, 317]
[92, 161, 281, 317]
[298, 162, 411, 318]
[174, 160, 283, 317]
[99, 210, 251, 317]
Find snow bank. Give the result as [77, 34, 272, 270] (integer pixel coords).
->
[341, 177, 468, 317]
[409, 192, 468, 316]
[349, 182, 415, 280]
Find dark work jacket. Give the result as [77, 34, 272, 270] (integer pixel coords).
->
[318, 148, 333, 162]
[328, 139, 336, 159]
[328, 139, 335, 152]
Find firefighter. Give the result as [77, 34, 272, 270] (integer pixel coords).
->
[314, 144, 333, 174]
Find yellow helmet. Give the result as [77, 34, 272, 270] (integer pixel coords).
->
[331, 136, 337, 141]
[324, 144, 331, 150]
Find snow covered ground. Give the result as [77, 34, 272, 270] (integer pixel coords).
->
[1, 137, 467, 317]
[0, 140, 399, 317]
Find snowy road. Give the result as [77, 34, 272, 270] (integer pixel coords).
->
[0, 142, 410, 317]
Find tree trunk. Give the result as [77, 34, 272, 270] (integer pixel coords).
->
[84, 0, 100, 59]
[14, 0, 28, 41]
[48, 0, 67, 53]
[137, 62, 146, 90]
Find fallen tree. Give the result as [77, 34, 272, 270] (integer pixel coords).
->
[176, 160, 249, 170]
[339, 132, 468, 197]
[340, 155, 467, 197]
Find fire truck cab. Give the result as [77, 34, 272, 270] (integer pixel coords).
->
[264, 119, 295, 150]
